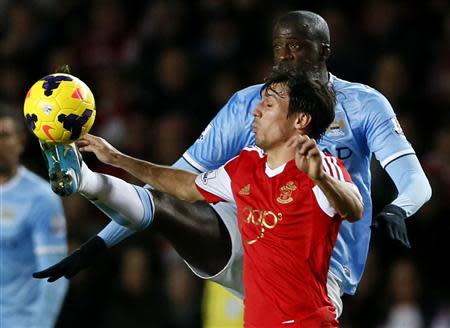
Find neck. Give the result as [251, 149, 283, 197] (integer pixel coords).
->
[266, 145, 295, 169]
[0, 166, 18, 185]
[310, 64, 329, 83]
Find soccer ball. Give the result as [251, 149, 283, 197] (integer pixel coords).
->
[23, 73, 96, 144]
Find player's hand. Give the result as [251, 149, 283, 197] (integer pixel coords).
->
[77, 134, 123, 167]
[289, 135, 324, 181]
[33, 236, 107, 282]
[371, 204, 411, 248]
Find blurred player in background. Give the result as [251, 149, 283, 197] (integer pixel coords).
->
[40, 70, 363, 326]
[0, 105, 68, 328]
[34, 10, 431, 324]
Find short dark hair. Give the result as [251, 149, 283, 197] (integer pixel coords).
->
[262, 69, 335, 140]
[273, 11, 331, 46]
[0, 103, 25, 132]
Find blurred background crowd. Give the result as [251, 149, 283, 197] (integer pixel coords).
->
[1, 0, 450, 327]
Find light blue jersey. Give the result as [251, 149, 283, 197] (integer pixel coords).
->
[98, 73, 430, 296]
[180, 74, 417, 295]
[0, 166, 68, 328]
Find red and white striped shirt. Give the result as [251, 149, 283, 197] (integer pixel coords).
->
[195, 146, 355, 327]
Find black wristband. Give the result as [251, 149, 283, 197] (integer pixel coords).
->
[80, 236, 107, 255]
[381, 204, 407, 219]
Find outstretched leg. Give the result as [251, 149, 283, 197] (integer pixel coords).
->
[39, 142, 231, 276]
[80, 170, 232, 275]
[151, 190, 231, 275]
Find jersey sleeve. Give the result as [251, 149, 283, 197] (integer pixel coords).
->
[314, 154, 361, 217]
[182, 86, 261, 172]
[195, 156, 240, 203]
[362, 92, 415, 168]
[321, 154, 352, 183]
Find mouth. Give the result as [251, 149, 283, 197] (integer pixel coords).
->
[251, 123, 257, 133]
[278, 65, 297, 75]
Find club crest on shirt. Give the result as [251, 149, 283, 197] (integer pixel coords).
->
[239, 184, 250, 195]
[276, 181, 297, 204]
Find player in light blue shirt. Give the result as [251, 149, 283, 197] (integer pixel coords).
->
[34, 11, 431, 316]
[0, 106, 68, 328]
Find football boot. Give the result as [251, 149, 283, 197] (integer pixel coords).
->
[40, 141, 82, 196]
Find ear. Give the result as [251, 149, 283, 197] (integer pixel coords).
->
[294, 113, 311, 133]
[320, 43, 331, 61]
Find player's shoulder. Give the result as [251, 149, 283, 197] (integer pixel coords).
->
[233, 84, 264, 101]
[331, 74, 390, 104]
[215, 83, 263, 120]
[230, 84, 264, 104]
[19, 167, 61, 202]
[320, 151, 351, 180]
[241, 145, 265, 158]
[223, 145, 264, 172]
[321, 151, 341, 163]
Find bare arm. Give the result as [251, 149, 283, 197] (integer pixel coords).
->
[77, 134, 204, 202]
[291, 135, 363, 221]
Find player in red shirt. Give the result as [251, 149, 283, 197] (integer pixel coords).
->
[194, 72, 362, 327]
[196, 146, 355, 327]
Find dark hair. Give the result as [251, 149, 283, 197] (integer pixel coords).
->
[0, 103, 25, 132]
[262, 69, 335, 140]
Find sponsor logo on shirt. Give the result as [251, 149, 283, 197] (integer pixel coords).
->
[326, 117, 345, 137]
[241, 207, 282, 245]
[276, 181, 297, 204]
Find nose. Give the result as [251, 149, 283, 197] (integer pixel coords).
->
[252, 102, 263, 117]
[277, 46, 293, 62]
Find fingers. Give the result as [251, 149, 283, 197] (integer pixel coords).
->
[47, 274, 65, 283]
[33, 263, 66, 282]
[77, 134, 93, 152]
[296, 135, 319, 158]
[77, 134, 103, 153]
[32, 264, 60, 278]
[403, 236, 412, 248]
[373, 215, 412, 248]
[32, 269, 51, 279]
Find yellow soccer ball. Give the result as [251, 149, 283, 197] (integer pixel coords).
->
[23, 73, 96, 144]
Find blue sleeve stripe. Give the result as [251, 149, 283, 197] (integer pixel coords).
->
[182, 152, 206, 172]
[97, 221, 136, 247]
[380, 149, 415, 168]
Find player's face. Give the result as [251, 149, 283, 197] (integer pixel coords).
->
[0, 118, 24, 175]
[272, 23, 321, 72]
[252, 83, 297, 151]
